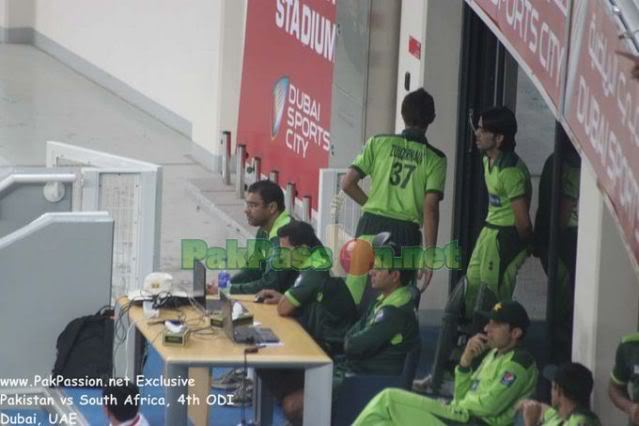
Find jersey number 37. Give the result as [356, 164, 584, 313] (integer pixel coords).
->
[389, 162, 416, 189]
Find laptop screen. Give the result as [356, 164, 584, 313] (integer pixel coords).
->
[193, 260, 207, 307]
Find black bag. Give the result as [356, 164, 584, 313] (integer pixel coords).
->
[52, 306, 114, 383]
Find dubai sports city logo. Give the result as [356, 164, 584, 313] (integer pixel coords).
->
[269, 75, 329, 157]
[272, 76, 289, 139]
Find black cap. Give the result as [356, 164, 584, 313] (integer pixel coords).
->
[543, 362, 594, 405]
[486, 301, 530, 331]
[372, 232, 401, 257]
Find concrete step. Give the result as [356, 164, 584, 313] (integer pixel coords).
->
[185, 174, 255, 240]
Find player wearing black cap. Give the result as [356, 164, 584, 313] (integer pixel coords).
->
[519, 362, 600, 425]
[353, 301, 538, 425]
[609, 333, 639, 425]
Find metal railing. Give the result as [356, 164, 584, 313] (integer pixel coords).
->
[0, 173, 76, 197]
[236, 144, 246, 199]
[221, 131, 231, 185]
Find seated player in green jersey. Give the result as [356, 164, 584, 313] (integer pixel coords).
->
[465, 106, 533, 319]
[354, 301, 538, 426]
[609, 333, 639, 425]
[518, 362, 600, 426]
[337, 235, 420, 378]
[265, 233, 419, 425]
[255, 221, 358, 356]
[341, 88, 447, 306]
[209, 180, 298, 295]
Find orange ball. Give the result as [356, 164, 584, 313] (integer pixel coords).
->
[340, 239, 375, 275]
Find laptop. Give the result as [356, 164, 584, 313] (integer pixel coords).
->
[193, 260, 224, 312]
[221, 292, 280, 344]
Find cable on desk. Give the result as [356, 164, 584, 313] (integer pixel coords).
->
[240, 346, 260, 426]
[112, 292, 219, 379]
[123, 319, 139, 380]
[112, 300, 134, 378]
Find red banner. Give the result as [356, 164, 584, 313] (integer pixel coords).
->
[564, 1, 639, 263]
[237, 0, 336, 211]
[470, 0, 571, 110]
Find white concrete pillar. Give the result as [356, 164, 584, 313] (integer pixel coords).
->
[573, 161, 604, 378]
[4, 0, 34, 28]
[215, 0, 247, 170]
[0, 0, 34, 43]
[0, 1, 7, 29]
[406, 0, 463, 309]
[573, 160, 639, 424]
[395, 0, 427, 132]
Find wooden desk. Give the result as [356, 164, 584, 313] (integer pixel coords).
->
[114, 296, 333, 426]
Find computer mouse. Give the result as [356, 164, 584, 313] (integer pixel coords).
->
[254, 295, 265, 303]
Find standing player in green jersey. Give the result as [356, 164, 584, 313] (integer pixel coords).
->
[609, 333, 639, 424]
[465, 106, 533, 318]
[341, 88, 447, 306]
[353, 301, 538, 426]
[533, 141, 581, 362]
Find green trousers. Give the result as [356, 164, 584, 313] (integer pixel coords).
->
[353, 388, 471, 426]
[344, 233, 376, 305]
[464, 226, 528, 317]
[540, 226, 577, 362]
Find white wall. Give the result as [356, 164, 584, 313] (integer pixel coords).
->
[28, 0, 224, 154]
[0, 1, 7, 28]
[573, 160, 639, 424]
[0, 0, 34, 28]
[216, 0, 246, 155]
[395, 0, 426, 132]
[1, 0, 36, 31]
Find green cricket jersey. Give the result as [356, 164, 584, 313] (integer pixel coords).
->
[351, 129, 447, 225]
[343, 285, 419, 375]
[285, 269, 357, 356]
[484, 151, 532, 227]
[561, 159, 580, 228]
[452, 347, 538, 425]
[611, 332, 639, 402]
[535, 151, 581, 249]
[542, 406, 600, 425]
[230, 211, 298, 294]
